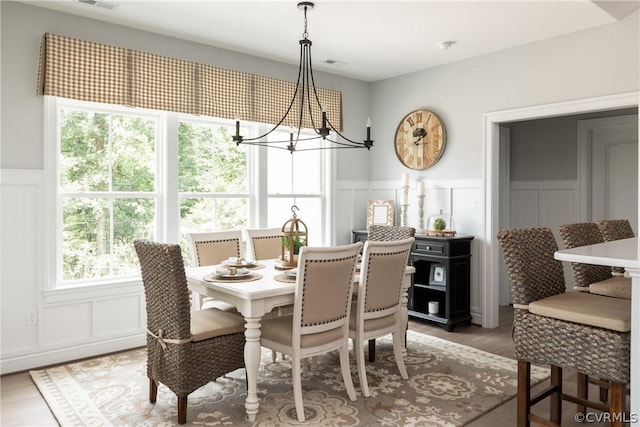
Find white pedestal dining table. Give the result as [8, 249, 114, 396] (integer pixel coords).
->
[186, 258, 415, 422]
[554, 237, 640, 425]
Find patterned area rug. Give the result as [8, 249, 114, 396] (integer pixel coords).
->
[30, 330, 548, 426]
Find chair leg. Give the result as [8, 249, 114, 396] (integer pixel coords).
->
[550, 365, 562, 425]
[393, 330, 408, 380]
[339, 343, 357, 401]
[355, 339, 369, 397]
[609, 381, 625, 427]
[599, 378, 609, 403]
[576, 372, 588, 415]
[368, 339, 376, 362]
[149, 378, 157, 403]
[517, 360, 531, 427]
[177, 395, 188, 424]
[292, 355, 305, 422]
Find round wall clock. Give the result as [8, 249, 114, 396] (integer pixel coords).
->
[394, 109, 447, 170]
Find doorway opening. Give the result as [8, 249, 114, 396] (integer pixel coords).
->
[482, 91, 639, 329]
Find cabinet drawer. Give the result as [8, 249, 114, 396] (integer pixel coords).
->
[413, 241, 446, 256]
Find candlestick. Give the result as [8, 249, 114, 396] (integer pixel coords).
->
[400, 181, 409, 227]
[366, 118, 371, 140]
[417, 194, 425, 230]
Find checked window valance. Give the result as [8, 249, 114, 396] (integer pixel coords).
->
[37, 33, 342, 130]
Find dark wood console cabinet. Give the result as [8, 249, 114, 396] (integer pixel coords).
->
[352, 230, 474, 332]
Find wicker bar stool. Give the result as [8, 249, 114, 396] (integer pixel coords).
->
[497, 227, 630, 427]
[134, 240, 246, 424]
[558, 222, 631, 300]
[596, 219, 635, 276]
[366, 225, 416, 362]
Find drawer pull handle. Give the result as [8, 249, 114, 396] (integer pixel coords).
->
[426, 246, 431, 250]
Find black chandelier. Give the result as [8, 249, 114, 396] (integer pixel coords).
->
[233, 1, 373, 153]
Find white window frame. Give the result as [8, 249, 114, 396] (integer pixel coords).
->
[44, 97, 333, 291]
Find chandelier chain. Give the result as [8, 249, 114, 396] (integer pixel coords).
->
[302, 6, 309, 39]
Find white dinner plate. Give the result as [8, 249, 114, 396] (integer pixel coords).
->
[222, 259, 257, 268]
[215, 267, 251, 278]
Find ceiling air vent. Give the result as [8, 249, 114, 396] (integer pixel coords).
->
[78, 0, 119, 11]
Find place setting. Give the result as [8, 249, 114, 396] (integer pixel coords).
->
[220, 256, 266, 270]
[203, 258, 264, 283]
[274, 267, 297, 283]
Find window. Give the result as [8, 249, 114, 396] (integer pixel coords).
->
[47, 98, 330, 288]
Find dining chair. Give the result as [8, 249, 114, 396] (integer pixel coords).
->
[349, 237, 414, 397]
[596, 219, 635, 276]
[244, 227, 282, 260]
[245, 227, 290, 362]
[365, 224, 416, 362]
[497, 227, 630, 427]
[260, 242, 362, 422]
[558, 222, 631, 299]
[187, 230, 243, 311]
[134, 239, 246, 425]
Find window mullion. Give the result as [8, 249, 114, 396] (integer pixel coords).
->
[165, 113, 180, 243]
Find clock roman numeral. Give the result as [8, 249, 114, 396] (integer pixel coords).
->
[406, 117, 415, 127]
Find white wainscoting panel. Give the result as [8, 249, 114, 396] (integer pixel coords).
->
[1, 170, 43, 354]
[42, 303, 93, 346]
[1, 169, 146, 374]
[95, 295, 144, 337]
[510, 180, 578, 290]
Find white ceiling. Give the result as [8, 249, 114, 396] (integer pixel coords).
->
[19, 0, 639, 82]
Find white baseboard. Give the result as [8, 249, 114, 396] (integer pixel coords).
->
[1, 334, 145, 374]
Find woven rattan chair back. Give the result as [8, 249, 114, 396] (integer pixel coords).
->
[368, 225, 416, 241]
[558, 222, 612, 288]
[596, 219, 635, 242]
[497, 227, 566, 305]
[135, 239, 191, 340]
[596, 219, 635, 276]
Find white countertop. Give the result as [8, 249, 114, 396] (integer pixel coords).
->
[554, 237, 639, 269]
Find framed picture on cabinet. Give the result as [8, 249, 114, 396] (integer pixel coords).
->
[429, 264, 446, 286]
[367, 200, 394, 227]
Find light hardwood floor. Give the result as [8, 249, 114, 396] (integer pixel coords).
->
[1, 305, 620, 426]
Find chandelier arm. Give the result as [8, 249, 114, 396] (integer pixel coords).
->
[240, 40, 307, 143]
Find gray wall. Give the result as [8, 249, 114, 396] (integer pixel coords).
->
[369, 10, 639, 182]
[507, 108, 638, 181]
[0, 1, 371, 179]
